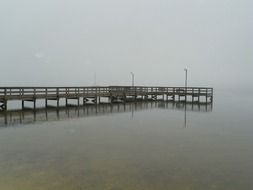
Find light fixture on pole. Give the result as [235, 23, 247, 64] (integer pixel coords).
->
[184, 68, 188, 88]
[130, 72, 135, 87]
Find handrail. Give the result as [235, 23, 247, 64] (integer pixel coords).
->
[0, 86, 213, 99]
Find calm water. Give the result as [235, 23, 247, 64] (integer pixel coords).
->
[0, 89, 252, 190]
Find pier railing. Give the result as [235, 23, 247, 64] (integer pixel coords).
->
[0, 86, 213, 100]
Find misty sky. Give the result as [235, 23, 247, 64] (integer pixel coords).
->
[0, 0, 252, 88]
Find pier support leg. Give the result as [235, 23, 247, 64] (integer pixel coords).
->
[33, 99, 36, 110]
[66, 98, 68, 106]
[5, 100, 7, 110]
[22, 100, 25, 109]
[77, 98, 80, 106]
[45, 99, 48, 108]
[57, 98, 60, 108]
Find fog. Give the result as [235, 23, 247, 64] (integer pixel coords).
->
[0, 0, 252, 88]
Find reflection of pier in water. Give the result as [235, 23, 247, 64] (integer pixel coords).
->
[157, 101, 213, 112]
[0, 101, 212, 126]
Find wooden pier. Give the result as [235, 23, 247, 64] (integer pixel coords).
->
[0, 86, 213, 111]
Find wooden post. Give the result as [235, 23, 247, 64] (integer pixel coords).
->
[155, 87, 158, 101]
[206, 88, 208, 103]
[45, 88, 48, 107]
[22, 88, 24, 99]
[1, 88, 7, 111]
[33, 88, 36, 98]
[57, 88, 59, 108]
[185, 87, 187, 103]
[110, 91, 113, 104]
[22, 100, 25, 109]
[33, 99, 36, 110]
[57, 98, 60, 108]
[4, 88, 7, 99]
[191, 88, 194, 102]
[32, 88, 36, 110]
[66, 88, 68, 106]
[211, 88, 213, 103]
[198, 88, 200, 103]
[135, 87, 137, 101]
[166, 88, 168, 101]
[3, 100, 7, 111]
[172, 88, 175, 102]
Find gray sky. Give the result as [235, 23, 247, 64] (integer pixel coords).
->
[0, 0, 252, 88]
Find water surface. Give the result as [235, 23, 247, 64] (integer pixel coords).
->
[0, 89, 252, 190]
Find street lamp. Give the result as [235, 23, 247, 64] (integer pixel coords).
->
[184, 68, 188, 88]
[130, 72, 135, 87]
[184, 68, 188, 102]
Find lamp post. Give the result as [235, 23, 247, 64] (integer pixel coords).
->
[184, 68, 188, 88]
[130, 72, 135, 87]
[184, 68, 188, 102]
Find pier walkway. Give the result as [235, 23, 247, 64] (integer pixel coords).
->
[0, 86, 213, 111]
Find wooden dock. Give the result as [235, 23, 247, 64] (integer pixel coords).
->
[0, 86, 213, 111]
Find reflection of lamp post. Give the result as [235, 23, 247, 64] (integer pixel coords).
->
[184, 103, 187, 128]
[184, 68, 188, 128]
[130, 72, 135, 87]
